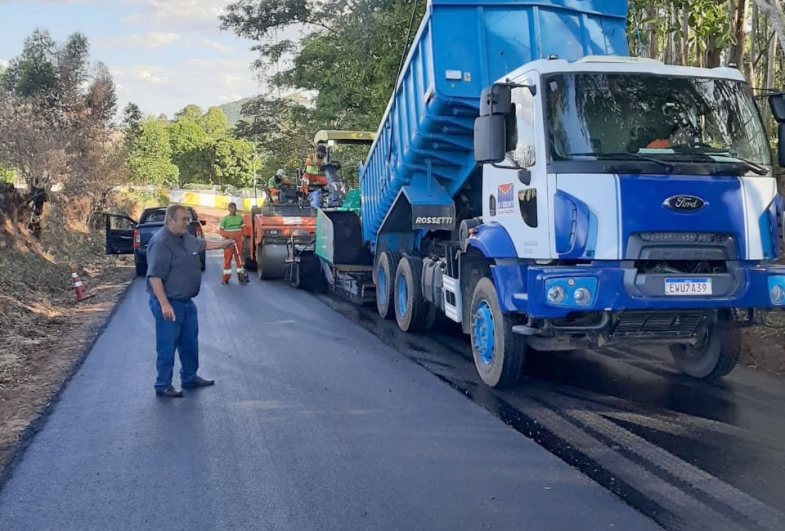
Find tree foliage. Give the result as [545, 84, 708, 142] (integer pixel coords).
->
[221, 0, 425, 182]
[0, 32, 121, 188]
[126, 118, 179, 187]
[124, 104, 255, 189]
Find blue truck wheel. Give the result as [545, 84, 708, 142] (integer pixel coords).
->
[393, 256, 429, 333]
[669, 323, 741, 380]
[375, 252, 400, 319]
[469, 277, 526, 388]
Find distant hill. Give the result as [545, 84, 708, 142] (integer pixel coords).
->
[218, 97, 255, 129]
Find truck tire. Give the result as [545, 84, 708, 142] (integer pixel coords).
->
[375, 251, 400, 319]
[200, 251, 206, 272]
[669, 325, 741, 380]
[393, 255, 431, 333]
[470, 277, 526, 388]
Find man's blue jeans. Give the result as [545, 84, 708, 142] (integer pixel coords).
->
[149, 297, 199, 390]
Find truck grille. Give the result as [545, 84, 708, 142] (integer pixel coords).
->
[637, 232, 731, 244]
[636, 232, 730, 244]
[611, 311, 708, 339]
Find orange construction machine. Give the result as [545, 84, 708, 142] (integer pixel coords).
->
[242, 186, 317, 279]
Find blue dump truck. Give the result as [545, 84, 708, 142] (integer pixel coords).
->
[293, 0, 785, 388]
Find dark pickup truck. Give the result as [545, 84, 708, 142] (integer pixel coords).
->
[105, 206, 207, 275]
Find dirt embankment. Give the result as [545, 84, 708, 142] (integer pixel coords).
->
[0, 189, 136, 483]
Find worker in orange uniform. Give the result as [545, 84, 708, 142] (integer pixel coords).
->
[302, 149, 327, 201]
[218, 202, 246, 284]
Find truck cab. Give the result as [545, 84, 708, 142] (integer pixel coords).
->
[469, 56, 785, 382]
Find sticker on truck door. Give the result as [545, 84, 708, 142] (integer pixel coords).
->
[497, 183, 514, 214]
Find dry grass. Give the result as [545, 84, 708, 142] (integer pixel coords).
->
[741, 313, 785, 375]
[0, 205, 136, 479]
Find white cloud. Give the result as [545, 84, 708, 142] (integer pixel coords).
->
[201, 39, 233, 53]
[137, 72, 168, 84]
[126, 66, 169, 85]
[114, 58, 261, 117]
[122, 0, 227, 33]
[0, 59, 8, 69]
[220, 75, 244, 90]
[100, 32, 180, 49]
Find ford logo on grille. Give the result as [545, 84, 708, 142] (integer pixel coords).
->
[664, 195, 706, 213]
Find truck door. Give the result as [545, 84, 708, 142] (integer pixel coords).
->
[105, 214, 137, 255]
[482, 79, 551, 259]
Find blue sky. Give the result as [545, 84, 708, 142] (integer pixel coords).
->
[0, 0, 299, 118]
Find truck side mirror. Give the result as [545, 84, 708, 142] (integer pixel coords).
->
[769, 94, 785, 123]
[474, 115, 506, 163]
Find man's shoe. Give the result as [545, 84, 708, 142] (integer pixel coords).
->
[155, 386, 184, 398]
[182, 376, 215, 389]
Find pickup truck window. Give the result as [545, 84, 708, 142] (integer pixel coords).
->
[544, 72, 772, 176]
[143, 211, 167, 223]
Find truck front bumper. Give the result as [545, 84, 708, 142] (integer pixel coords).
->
[492, 262, 785, 319]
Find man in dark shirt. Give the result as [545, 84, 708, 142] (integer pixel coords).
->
[146, 204, 234, 398]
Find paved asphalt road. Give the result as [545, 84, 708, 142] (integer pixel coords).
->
[0, 251, 661, 531]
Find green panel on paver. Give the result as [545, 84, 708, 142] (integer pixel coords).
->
[338, 189, 361, 214]
[315, 209, 334, 265]
[316, 189, 363, 266]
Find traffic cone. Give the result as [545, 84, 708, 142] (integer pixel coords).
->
[70, 268, 94, 302]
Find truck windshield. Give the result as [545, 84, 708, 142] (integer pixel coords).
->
[544, 72, 772, 175]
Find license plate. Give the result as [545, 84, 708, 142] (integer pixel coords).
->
[664, 278, 712, 296]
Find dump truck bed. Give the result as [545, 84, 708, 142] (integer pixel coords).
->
[358, 0, 628, 246]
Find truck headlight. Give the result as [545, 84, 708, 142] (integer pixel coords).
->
[573, 287, 591, 306]
[768, 276, 785, 305]
[545, 278, 598, 308]
[547, 285, 565, 304]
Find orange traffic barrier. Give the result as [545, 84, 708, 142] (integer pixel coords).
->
[70, 268, 94, 302]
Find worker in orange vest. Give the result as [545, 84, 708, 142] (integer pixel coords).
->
[301, 146, 328, 199]
[218, 202, 246, 284]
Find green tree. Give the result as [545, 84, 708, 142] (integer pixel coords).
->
[209, 136, 255, 187]
[201, 106, 229, 138]
[123, 102, 142, 129]
[221, 0, 423, 131]
[127, 117, 179, 186]
[174, 104, 203, 122]
[234, 94, 317, 180]
[167, 119, 210, 186]
[1, 29, 58, 98]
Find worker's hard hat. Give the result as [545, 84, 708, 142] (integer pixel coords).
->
[276, 169, 285, 177]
